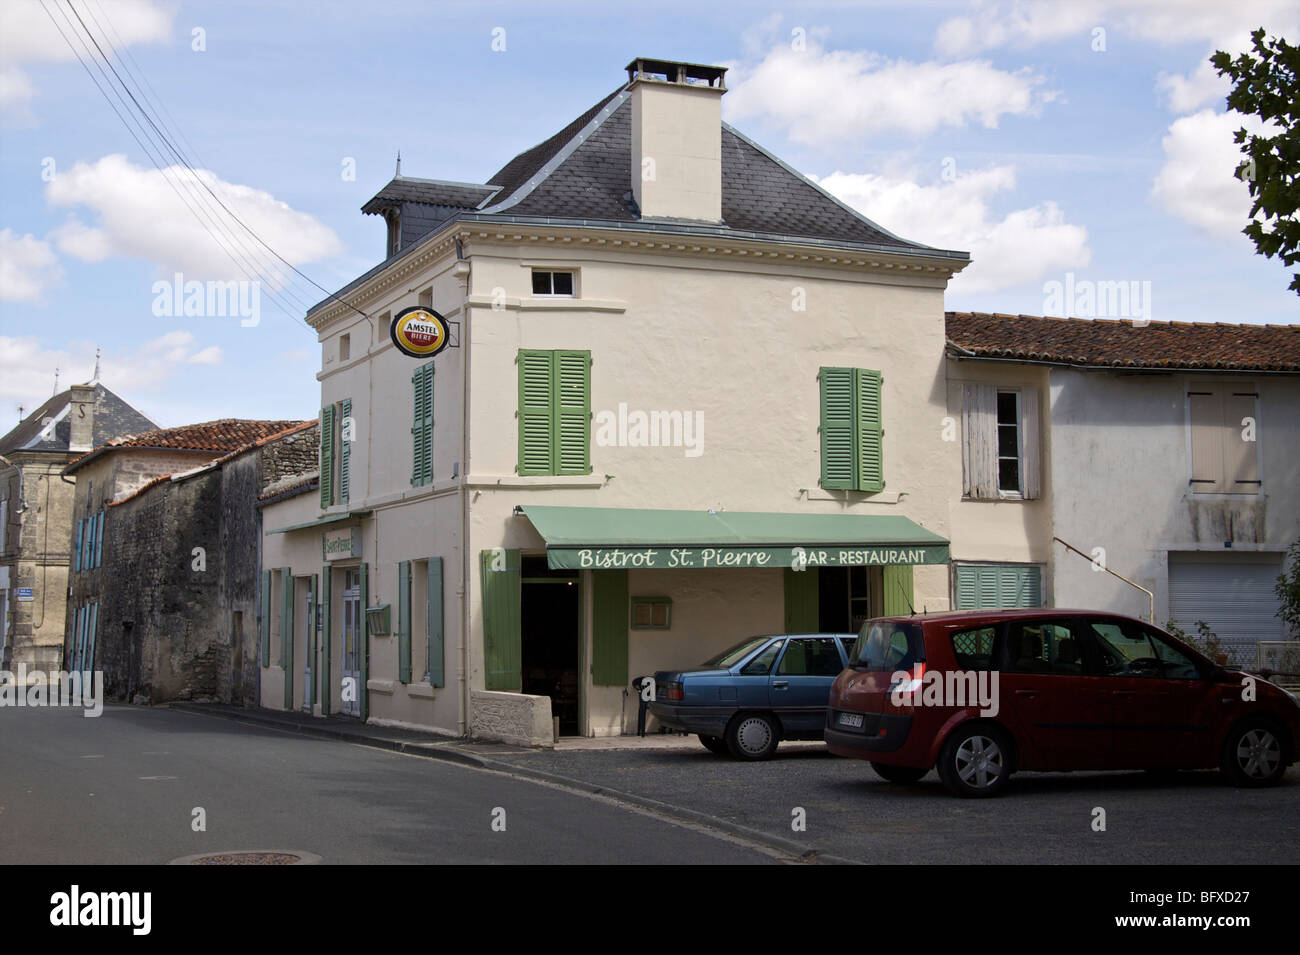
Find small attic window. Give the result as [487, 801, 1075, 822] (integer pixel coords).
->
[532, 270, 574, 296]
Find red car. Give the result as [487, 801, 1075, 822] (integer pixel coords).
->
[825, 609, 1300, 797]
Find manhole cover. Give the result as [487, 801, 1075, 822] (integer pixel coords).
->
[168, 849, 322, 865]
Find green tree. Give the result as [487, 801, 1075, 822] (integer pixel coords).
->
[1211, 30, 1300, 294]
[1276, 537, 1300, 637]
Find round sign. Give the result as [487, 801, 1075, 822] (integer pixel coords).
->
[390, 307, 450, 358]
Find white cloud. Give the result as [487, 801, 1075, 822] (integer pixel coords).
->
[814, 166, 1090, 293]
[0, 228, 61, 302]
[0, 331, 223, 413]
[0, 0, 173, 114]
[725, 40, 1055, 143]
[1156, 57, 1230, 113]
[935, 1, 1298, 56]
[46, 154, 343, 282]
[1150, 108, 1264, 239]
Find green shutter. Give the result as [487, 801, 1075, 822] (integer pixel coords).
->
[820, 367, 854, 489]
[954, 565, 1041, 610]
[260, 569, 271, 666]
[783, 567, 820, 632]
[339, 398, 352, 504]
[359, 562, 370, 720]
[319, 566, 332, 716]
[882, 565, 914, 616]
[282, 566, 295, 712]
[517, 351, 554, 475]
[398, 560, 411, 683]
[427, 557, 444, 687]
[308, 573, 318, 710]
[320, 404, 335, 507]
[855, 369, 884, 492]
[411, 366, 433, 486]
[87, 603, 98, 670]
[592, 570, 628, 686]
[481, 549, 521, 690]
[74, 519, 84, 572]
[555, 350, 591, 475]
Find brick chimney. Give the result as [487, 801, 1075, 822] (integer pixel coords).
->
[68, 383, 96, 452]
[626, 58, 726, 222]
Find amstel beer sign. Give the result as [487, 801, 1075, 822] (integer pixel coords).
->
[390, 307, 450, 359]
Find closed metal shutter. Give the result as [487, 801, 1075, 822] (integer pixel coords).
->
[1168, 554, 1284, 656]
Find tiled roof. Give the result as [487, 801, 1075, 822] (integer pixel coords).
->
[0, 383, 158, 455]
[946, 312, 1300, 372]
[485, 88, 625, 198]
[66, 419, 309, 474]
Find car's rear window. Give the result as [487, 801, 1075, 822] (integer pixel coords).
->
[951, 626, 998, 671]
[850, 621, 924, 671]
[701, 635, 771, 669]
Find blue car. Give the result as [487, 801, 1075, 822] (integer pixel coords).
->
[648, 633, 856, 760]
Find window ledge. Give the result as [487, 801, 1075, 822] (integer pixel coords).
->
[466, 474, 607, 489]
[366, 679, 398, 695]
[466, 294, 626, 313]
[407, 682, 437, 699]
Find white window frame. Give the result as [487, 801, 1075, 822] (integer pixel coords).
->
[995, 388, 1024, 500]
[530, 269, 577, 297]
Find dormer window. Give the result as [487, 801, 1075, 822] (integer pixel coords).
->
[531, 270, 574, 296]
[386, 211, 401, 258]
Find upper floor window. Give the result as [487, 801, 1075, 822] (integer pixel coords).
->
[339, 334, 350, 362]
[962, 384, 1040, 500]
[1188, 384, 1260, 494]
[320, 398, 352, 507]
[531, 270, 574, 296]
[517, 349, 591, 476]
[818, 367, 883, 493]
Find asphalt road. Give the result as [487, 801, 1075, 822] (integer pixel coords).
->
[490, 739, 1300, 865]
[0, 705, 781, 864]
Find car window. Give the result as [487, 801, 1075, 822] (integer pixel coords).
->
[837, 636, 855, 662]
[1088, 620, 1163, 678]
[778, 637, 844, 676]
[851, 622, 924, 671]
[703, 635, 771, 669]
[1004, 620, 1086, 675]
[1145, 627, 1205, 680]
[951, 626, 998, 671]
[741, 640, 783, 675]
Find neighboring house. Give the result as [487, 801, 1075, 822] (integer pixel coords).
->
[63, 419, 315, 703]
[946, 312, 1300, 662]
[0, 381, 157, 677]
[260, 57, 983, 744]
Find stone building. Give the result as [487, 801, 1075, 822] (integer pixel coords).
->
[0, 381, 157, 677]
[63, 419, 316, 703]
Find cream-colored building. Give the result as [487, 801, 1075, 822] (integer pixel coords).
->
[261, 58, 1055, 744]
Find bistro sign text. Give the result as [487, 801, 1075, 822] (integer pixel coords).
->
[546, 545, 948, 570]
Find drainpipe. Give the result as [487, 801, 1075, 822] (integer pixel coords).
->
[455, 237, 471, 738]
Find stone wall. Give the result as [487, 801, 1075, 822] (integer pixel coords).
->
[470, 689, 554, 747]
[261, 424, 319, 488]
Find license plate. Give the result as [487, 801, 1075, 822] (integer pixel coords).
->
[838, 712, 864, 728]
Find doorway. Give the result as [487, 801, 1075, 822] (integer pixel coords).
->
[520, 555, 581, 736]
[341, 569, 362, 717]
[302, 585, 314, 712]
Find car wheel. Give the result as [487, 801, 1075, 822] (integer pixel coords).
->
[871, 762, 928, 784]
[725, 713, 780, 761]
[699, 734, 729, 756]
[937, 724, 1012, 798]
[1221, 720, 1287, 787]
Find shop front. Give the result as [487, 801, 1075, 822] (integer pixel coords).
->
[478, 505, 949, 738]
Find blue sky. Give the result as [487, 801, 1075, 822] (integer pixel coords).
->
[2, 0, 1297, 431]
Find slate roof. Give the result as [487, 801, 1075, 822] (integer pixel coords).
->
[65, 419, 310, 474]
[945, 312, 1300, 372]
[361, 178, 500, 215]
[344, 76, 964, 311]
[0, 383, 159, 455]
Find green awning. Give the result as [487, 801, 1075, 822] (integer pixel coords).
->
[267, 509, 371, 534]
[518, 505, 949, 570]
